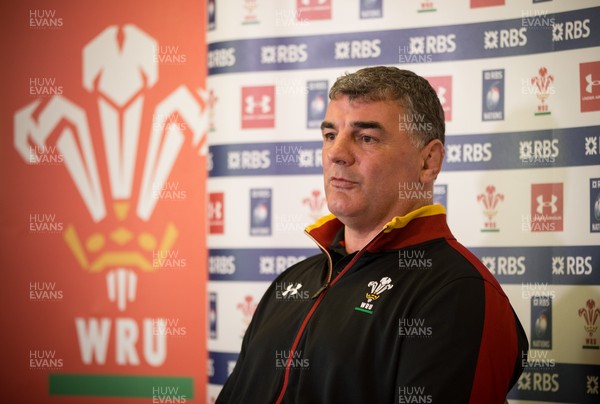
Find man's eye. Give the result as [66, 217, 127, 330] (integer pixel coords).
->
[323, 133, 336, 141]
[361, 136, 374, 143]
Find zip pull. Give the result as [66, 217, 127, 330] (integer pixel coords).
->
[311, 282, 329, 299]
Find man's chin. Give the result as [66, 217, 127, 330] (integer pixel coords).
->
[327, 205, 362, 221]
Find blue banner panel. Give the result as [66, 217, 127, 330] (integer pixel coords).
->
[209, 351, 239, 386]
[470, 245, 600, 285]
[208, 126, 600, 177]
[209, 248, 320, 281]
[208, 7, 600, 75]
[508, 362, 600, 403]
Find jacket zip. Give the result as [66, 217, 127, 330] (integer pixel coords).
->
[308, 231, 334, 299]
[274, 226, 387, 404]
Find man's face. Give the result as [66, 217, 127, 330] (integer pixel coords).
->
[321, 95, 424, 231]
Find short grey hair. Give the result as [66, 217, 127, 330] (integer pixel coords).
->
[329, 66, 445, 147]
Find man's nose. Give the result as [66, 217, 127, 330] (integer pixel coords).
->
[326, 132, 355, 166]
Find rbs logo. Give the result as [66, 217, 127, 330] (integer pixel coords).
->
[208, 47, 236, 68]
[446, 142, 492, 163]
[519, 139, 559, 163]
[261, 44, 308, 64]
[334, 39, 381, 60]
[481, 256, 526, 275]
[518, 372, 559, 393]
[484, 28, 527, 49]
[551, 256, 593, 276]
[227, 150, 271, 170]
[409, 34, 456, 54]
[552, 19, 590, 42]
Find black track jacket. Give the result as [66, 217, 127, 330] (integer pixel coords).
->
[217, 205, 528, 404]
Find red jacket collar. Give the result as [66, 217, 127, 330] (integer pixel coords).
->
[305, 205, 454, 252]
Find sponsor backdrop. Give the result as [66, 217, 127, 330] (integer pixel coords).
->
[207, 1, 600, 403]
[1, 1, 207, 403]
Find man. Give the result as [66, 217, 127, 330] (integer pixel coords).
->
[217, 67, 528, 404]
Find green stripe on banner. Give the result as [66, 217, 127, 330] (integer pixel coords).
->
[49, 374, 194, 398]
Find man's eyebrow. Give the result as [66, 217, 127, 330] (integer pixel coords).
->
[320, 121, 384, 131]
[350, 120, 384, 130]
[320, 121, 335, 131]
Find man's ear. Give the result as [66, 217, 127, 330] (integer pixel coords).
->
[419, 139, 444, 184]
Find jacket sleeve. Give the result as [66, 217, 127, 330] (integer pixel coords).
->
[215, 307, 253, 403]
[215, 280, 276, 403]
[215, 266, 293, 403]
[395, 277, 526, 404]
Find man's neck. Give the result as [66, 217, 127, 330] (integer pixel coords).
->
[339, 201, 435, 252]
[342, 225, 383, 253]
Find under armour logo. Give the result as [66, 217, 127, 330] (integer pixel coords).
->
[437, 86, 447, 105]
[208, 199, 222, 220]
[245, 95, 271, 114]
[301, 0, 328, 5]
[281, 283, 302, 297]
[536, 194, 558, 214]
[585, 73, 600, 94]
